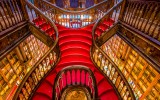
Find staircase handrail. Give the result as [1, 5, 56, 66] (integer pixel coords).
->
[52, 65, 98, 100]
[33, 0, 121, 28]
[92, 0, 123, 40]
[12, 39, 60, 100]
[25, 0, 58, 47]
[40, 0, 113, 13]
[91, 0, 136, 100]
[13, 0, 60, 99]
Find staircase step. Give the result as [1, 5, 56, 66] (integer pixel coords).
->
[61, 48, 90, 58]
[32, 92, 52, 100]
[98, 78, 113, 96]
[36, 81, 52, 98]
[40, 23, 51, 31]
[94, 71, 105, 84]
[100, 90, 118, 100]
[98, 24, 109, 31]
[95, 28, 104, 36]
[46, 27, 55, 36]
[60, 41, 90, 51]
[60, 55, 91, 63]
[59, 35, 92, 45]
[33, 18, 46, 26]
[103, 19, 114, 26]
[59, 30, 92, 38]
[45, 73, 57, 86]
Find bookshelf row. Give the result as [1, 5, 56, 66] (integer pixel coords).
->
[0, 35, 49, 99]
[100, 35, 160, 100]
[93, 49, 133, 100]
[18, 50, 57, 100]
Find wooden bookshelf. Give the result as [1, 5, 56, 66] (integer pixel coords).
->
[101, 34, 160, 100]
[0, 35, 50, 100]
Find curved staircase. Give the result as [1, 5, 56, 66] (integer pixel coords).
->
[31, 21, 118, 99]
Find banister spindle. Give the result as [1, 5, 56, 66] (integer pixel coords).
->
[129, 3, 139, 26]
[0, 1, 11, 27]
[134, 3, 144, 28]
[146, 5, 159, 34]
[138, 4, 151, 30]
[8, 0, 17, 24]
[0, 8, 8, 29]
[126, 2, 135, 24]
[13, 0, 22, 21]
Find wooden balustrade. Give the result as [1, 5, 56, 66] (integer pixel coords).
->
[100, 34, 160, 100]
[13, 46, 59, 100]
[12, 0, 60, 100]
[25, 0, 58, 43]
[92, 0, 123, 38]
[0, 0, 25, 33]
[122, 0, 160, 42]
[91, 45, 135, 100]
[28, 0, 121, 28]
[52, 66, 98, 100]
[91, 0, 135, 99]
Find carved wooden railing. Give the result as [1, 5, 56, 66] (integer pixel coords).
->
[92, 0, 123, 38]
[91, 46, 135, 100]
[121, 0, 160, 42]
[91, 0, 136, 100]
[53, 0, 103, 9]
[0, 0, 25, 33]
[52, 66, 98, 100]
[25, 0, 58, 44]
[31, 0, 121, 28]
[13, 0, 60, 100]
[13, 46, 60, 100]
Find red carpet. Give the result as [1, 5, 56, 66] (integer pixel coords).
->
[31, 19, 117, 99]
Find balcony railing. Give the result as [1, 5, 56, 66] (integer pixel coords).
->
[0, 0, 25, 33]
[30, 0, 122, 28]
[122, 0, 160, 42]
[52, 66, 98, 100]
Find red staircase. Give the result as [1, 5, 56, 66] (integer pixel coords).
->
[95, 19, 114, 37]
[31, 19, 118, 100]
